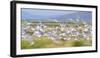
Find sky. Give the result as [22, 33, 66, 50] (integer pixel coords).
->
[21, 8, 92, 22]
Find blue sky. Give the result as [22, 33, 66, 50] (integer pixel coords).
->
[21, 8, 92, 22]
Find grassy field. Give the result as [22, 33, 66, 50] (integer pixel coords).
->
[21, 36, 92, 49]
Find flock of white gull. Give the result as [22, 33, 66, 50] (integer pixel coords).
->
[21, 19, 92, 44]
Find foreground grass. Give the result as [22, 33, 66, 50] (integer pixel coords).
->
[21, 36, 92, 49]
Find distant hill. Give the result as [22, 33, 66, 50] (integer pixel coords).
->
[22, 11, 92, 24]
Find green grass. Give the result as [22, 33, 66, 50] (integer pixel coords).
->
[21, 37, 92, 49]
[21, 39, 31, 49]
[30, 36, 54, 48]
